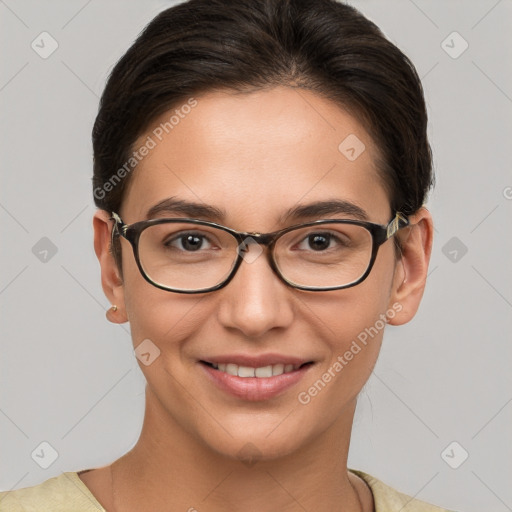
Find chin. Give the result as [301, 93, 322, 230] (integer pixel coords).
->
[215, 438, 301, 466]
[195, 417, 314, 465]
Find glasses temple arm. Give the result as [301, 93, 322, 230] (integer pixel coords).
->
[386, 212, 409, 238]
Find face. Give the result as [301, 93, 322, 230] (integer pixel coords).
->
[100, 86, 409, 461]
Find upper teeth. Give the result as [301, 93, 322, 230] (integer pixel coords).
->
[212, 363, 300, 377]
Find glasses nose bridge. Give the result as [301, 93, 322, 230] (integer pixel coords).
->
[237, 231, 278, 254]
[233, 231, 284, 288]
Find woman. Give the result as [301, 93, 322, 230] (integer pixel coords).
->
[0, 0, 456, 510]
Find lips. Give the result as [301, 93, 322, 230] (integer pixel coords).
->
[199, 354, 315, 401]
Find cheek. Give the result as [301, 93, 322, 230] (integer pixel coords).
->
[316, 244, 395, 348]
[120, 247, 202, 349]
[126, 291, 202, 352]
[303, 294, 386, 404]
[301, 249, 396, 402]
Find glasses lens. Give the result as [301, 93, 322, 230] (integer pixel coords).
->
[138, 222, 239, 291]
[274, 223, 373, 289]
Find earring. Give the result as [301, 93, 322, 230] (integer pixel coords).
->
[106, 304, 119, 323]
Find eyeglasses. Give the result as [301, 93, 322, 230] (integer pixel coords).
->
[110, 211, 409, 294]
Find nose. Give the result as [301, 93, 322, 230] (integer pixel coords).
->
[215, 242, 294, 338]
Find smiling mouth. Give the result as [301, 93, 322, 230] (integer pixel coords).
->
[200, 361, 314, 378]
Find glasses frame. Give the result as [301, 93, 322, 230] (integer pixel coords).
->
[110, 211, 409, 294]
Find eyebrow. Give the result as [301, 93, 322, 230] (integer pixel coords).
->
[145, 197, 369, 224]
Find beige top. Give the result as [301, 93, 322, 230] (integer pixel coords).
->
[0, 468, 456, 511]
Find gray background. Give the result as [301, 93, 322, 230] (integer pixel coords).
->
[1, 1, 511, 511]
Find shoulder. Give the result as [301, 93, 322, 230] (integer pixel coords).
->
[0, 471, 105, 512]
[350, 469, 458, 512]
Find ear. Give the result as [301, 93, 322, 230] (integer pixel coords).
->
[387, 206, 434, 325]
[93, 209, 129, 324]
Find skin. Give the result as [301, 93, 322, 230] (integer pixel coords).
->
[86, 85, 433, 511]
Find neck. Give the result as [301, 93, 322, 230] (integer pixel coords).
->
[110, 386, 367, 512]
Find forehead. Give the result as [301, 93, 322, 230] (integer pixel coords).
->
[122, 86, 390, 227]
